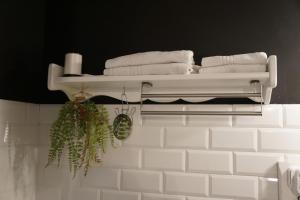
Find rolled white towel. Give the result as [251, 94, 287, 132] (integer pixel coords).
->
[103, 63, 193, 76]
[201, 52, 267, 67]
[198, 64, 267, 73]
[105, 50, 194, 68]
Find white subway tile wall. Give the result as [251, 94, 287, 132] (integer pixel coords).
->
[70, 188, 99, 200]
[0, 100, 39, 200]
[3, 102, 300, 200]
[123, 126, 164, 147]
[143, 193, 185, 200]
[81, 168, 121, 190]
[143, 149, 185, 171]
[283, 105, 300, 128]
[165, 172, 209, 196]
[188, 150, 233, 174]
[211, 175, 258, 199]
[211, 128, 257, 151]
[121, 169, 163, 192]
[102, 189, 140, 200]
[165, 127, 209, 149]
[101, 147, 142, 168]
[234, 152, 284, 177]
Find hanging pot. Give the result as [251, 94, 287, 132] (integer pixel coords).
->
[112, 89, 135, 140]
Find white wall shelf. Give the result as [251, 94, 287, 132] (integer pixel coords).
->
[48, 55, 277, 104]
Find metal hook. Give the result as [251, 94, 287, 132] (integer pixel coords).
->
[121, 87, 130, 114]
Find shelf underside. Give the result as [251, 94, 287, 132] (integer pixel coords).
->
[57, 73, 269, 91]
[54, 75, 267, 103]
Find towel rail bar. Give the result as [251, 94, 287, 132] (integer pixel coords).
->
[140, 82, 263, 116]
[141, 110, 262, 116]
[141, 93, 261, 98]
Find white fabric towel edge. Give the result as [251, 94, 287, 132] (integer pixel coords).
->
[198, 64, 267, 73]
[103, 63, 193, 76]
[105, 50, 194, 68]
[201, 52, 267, 67]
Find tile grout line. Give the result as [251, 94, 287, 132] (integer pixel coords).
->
[232, 151, 237, 175]
[257, 129, 261, 152]
[208, 128, 212, 150]
[161, 127, 166, 148]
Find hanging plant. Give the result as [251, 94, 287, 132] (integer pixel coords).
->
[45, 100, 114, 177]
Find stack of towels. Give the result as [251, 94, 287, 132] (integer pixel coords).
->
[198, 52, 268, 73]
[104, 50, 194, 76]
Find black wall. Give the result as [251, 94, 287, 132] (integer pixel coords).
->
[0, 0, 45, 103]
[2, 0, 300, 103]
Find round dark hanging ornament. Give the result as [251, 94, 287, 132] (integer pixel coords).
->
[112, 88, 135, 140]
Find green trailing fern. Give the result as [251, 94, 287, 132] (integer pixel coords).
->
[46, 101, 114, 177]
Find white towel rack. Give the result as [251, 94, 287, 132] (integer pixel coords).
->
[47, 55, 277, 116]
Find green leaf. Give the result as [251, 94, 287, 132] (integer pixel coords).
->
[46, 101, 115, 177]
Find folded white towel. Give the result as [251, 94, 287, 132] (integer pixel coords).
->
[201, 52, 267, 67]
[103, 63, 193, 76]
[105, 50, 194, 68]
[198, 64, 267, 73]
